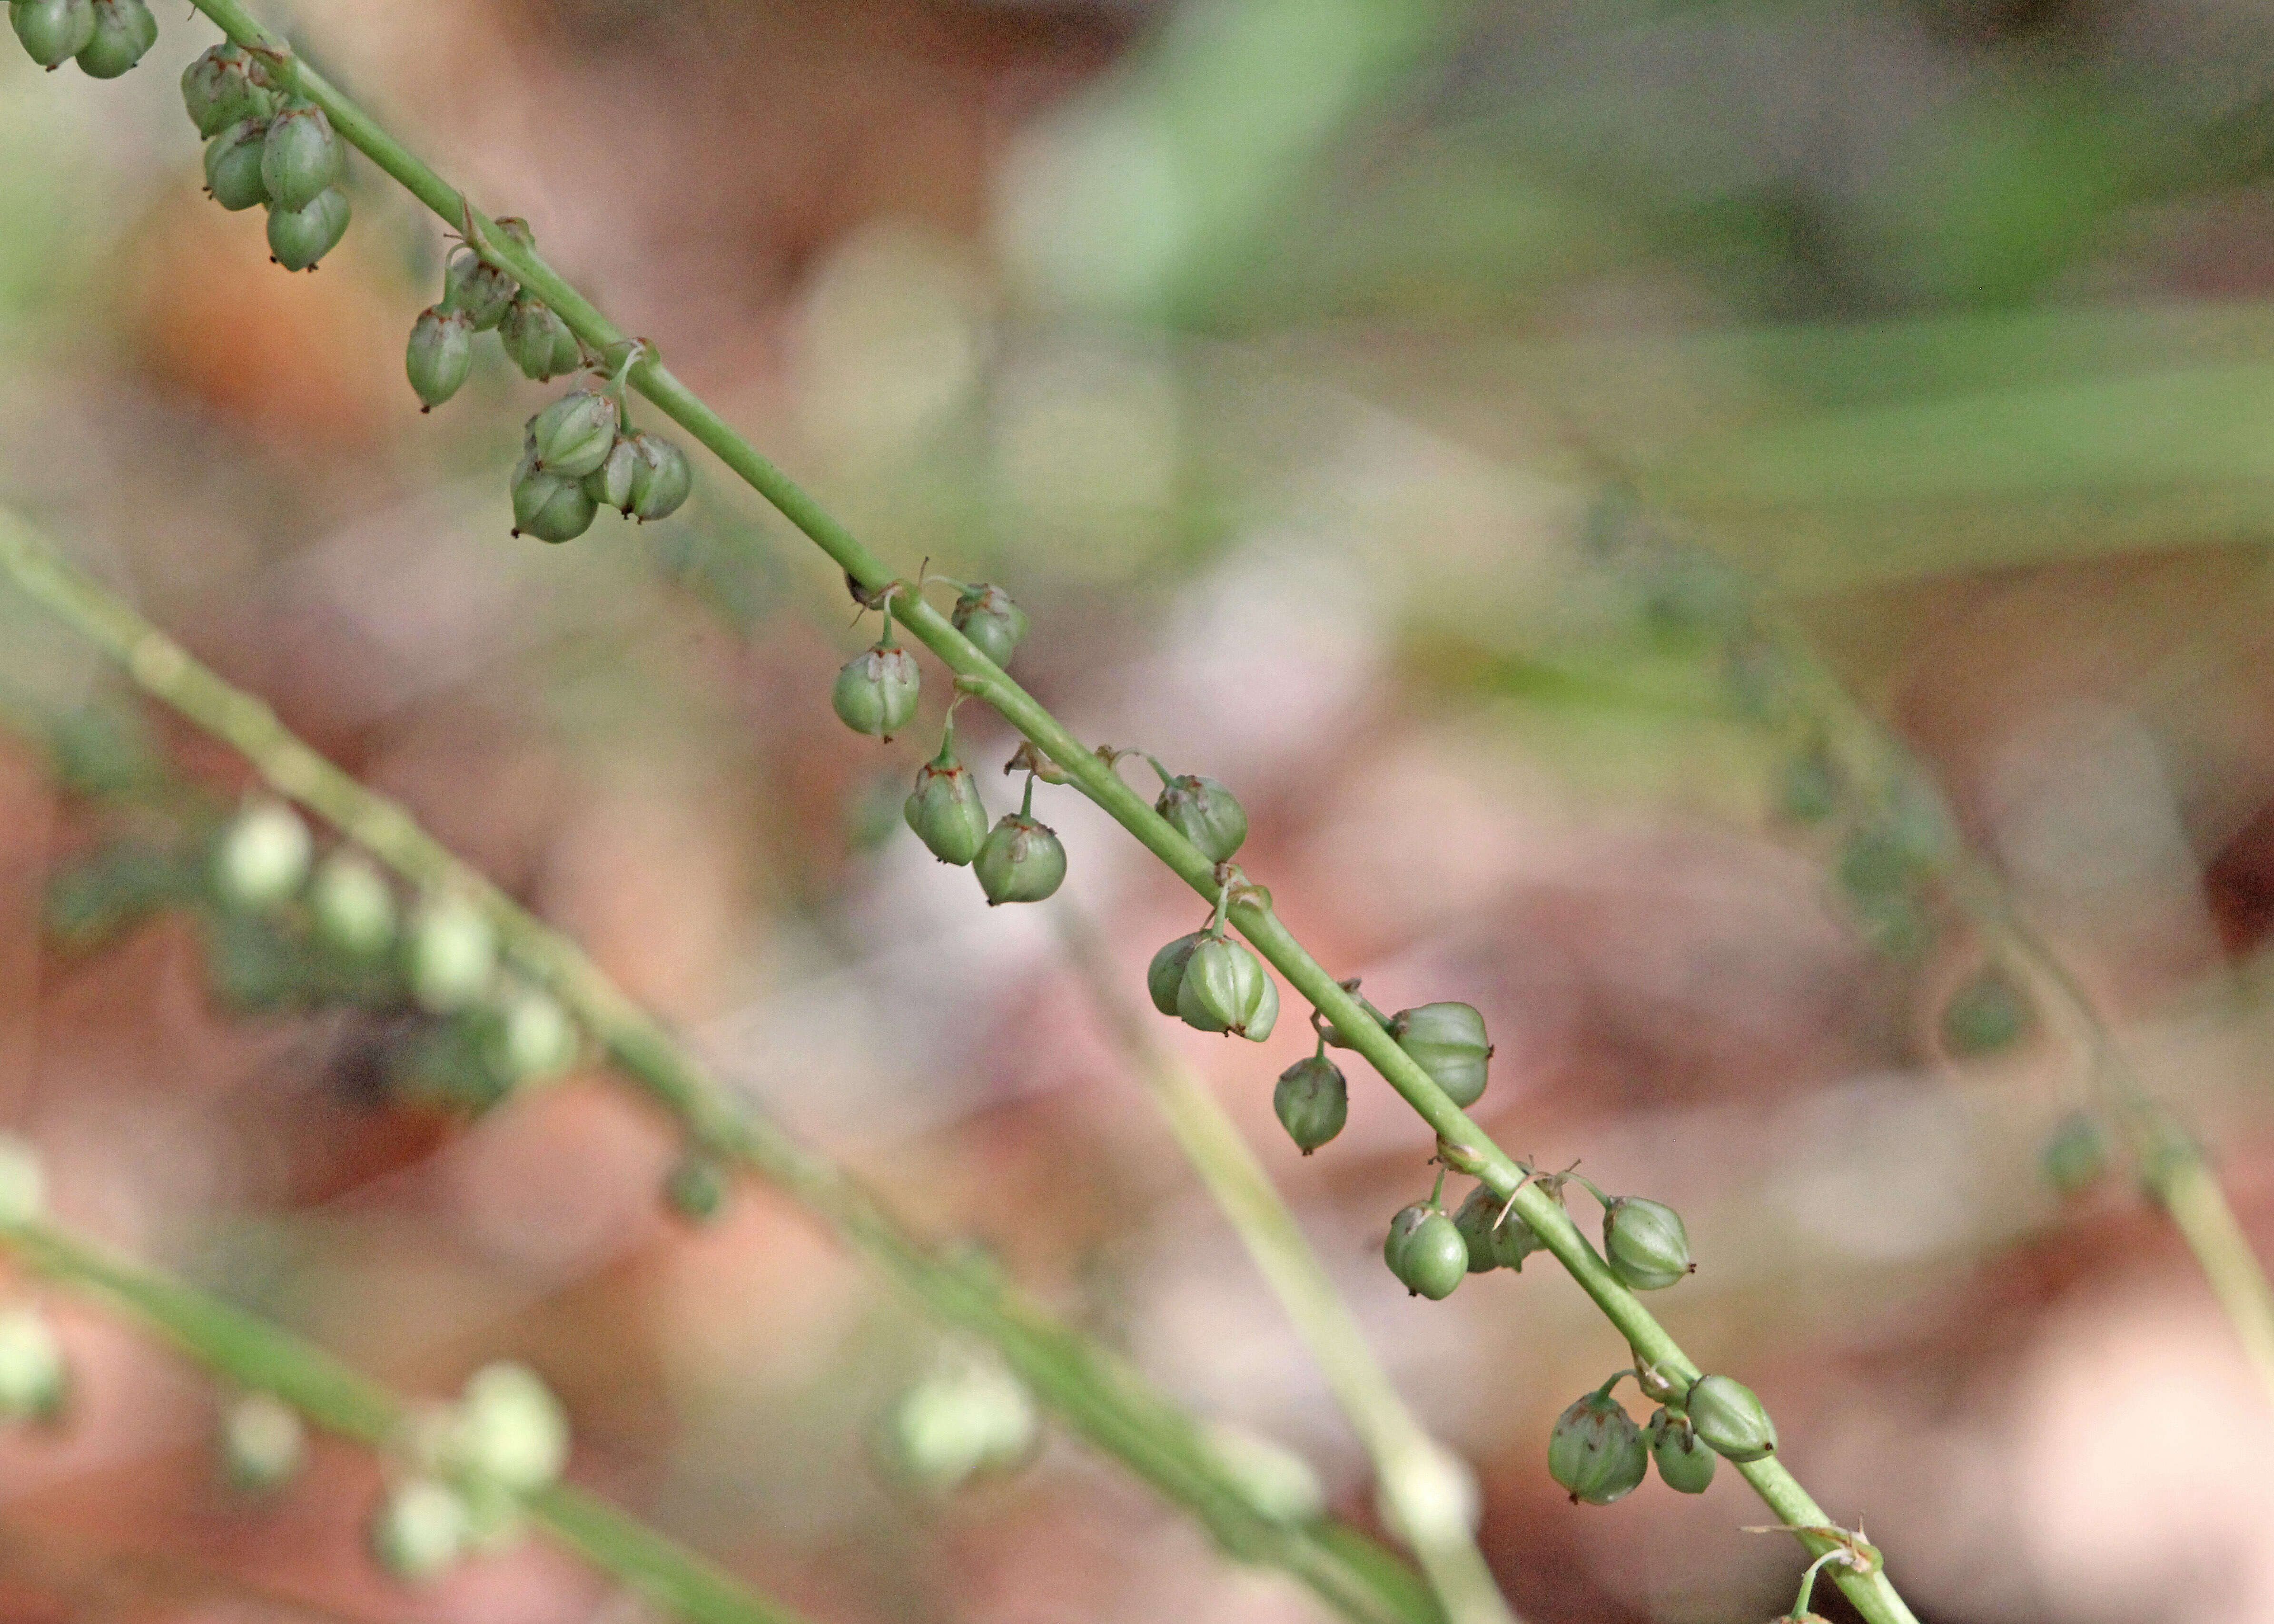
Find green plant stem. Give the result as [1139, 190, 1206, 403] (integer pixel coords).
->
[0, 510, 1436, 1624]
[157, 12, 1917, 1617]
[1056, 907, 1519, 1624]
[0, 1217, 806, 1624]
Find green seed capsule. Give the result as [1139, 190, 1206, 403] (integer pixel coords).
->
[1780, 748, 1839, 824]
[527, 389, 619, 479]
[406, 894, 495, 1012]
[1387, 1002, 1492, 1109]
[664, 1151, 729, 1223]
[1204, 1421, 1325, 1525]
[500, 293, 577, 382]
[222, 1391, 305, 1494]
[831, 641, 921, 740]
[490, 987, 578, 1084]
[1272, 1053, 1347, 1154]
[1942, 966, 2031, 1057]
[265, 186, 350, 273]
[203, 117, 270, 211]
[1602, 1196, 1693, 1291]
[510, 447, 598, 544]
[74, 0, 154, 79]
[0, 1306, 65, 1422]
[1548, 1385, 1647, 1506]
[1147, 931, 1206, 1016]
[213, 800, 311, 911]
[442, 250, 515, 331]
[370, 1477, 467, 1582]
[1154, 770, 1247, 864]
[1646, 1406, 1716, 1494]
[1452, 1184, 1539, 1273]
[451, 1361, 570, 1493]
[310, 850, 395, 958]
[882, 1355, 1039, 1494]
[582, 434, 639, 512]
[181, 43, 273, 138]
[973, 809, 1066, 905]
[904, 741, 989, 866]
[12, 0, 94, 69]
[950, 582, 1028, 668]
[1683, 1374, 1776, 1462]
[259, 104, 341, 214]
[0, 1134, 44, 1228]
[2041, 1108, 2107, 1198]
[1387, 1209, 1466, 1299]
[1175, 935, 1278, 1040]
[624, 431, 692, 522]
[405, 305, 473, 412]
[1382, 1203, 1429, 1275]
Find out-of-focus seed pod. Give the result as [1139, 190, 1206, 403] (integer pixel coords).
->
[1387, 1208, 1466, 1300]
[1204, 1421, 1325, 1525]
[443, 249, 514, 331]
[950, 582, 1028, 668]
[311, 850, 395, 958]
[1601, 1196, 1693, 1291]
[1387, 1002, 1491, 1108]
[1941, 965, 2032, 1057]
[265, 186, 350, 272]
[222, 1391, 306, 1494]
[405, 894, 495, 1012]
[74, 0, 155, 79]
[0, 1306, 66, 1423]
[370, 1477, 466, 1582]
[1780, 748, 1840, 824]
[213, 800, 311, 911]
[624, 432, 692, 522]
[1153, 767, 1247, 864]
[1272, 1053, 1347, 1154]
[203, 116, 270, 211]
[11, 0, 95, 69]
[488, 987, 578, 1085]
[664, 1151, 729, 1223]
[1683, 1374, 1776, 1463]
[904, 735, 989, 866]
[181, 42, 273, 137]
[881, 1354, 1038, 1494]
[259, 104, 341, 213]
[510, 447, 599, 544]
[450, 1361, 570, 1493]
[405, 305, 474, 412]
[1646, 1406, 1716, 1494]
[2041, 1108, 2108, 1198]
[1547, 1381, 1646, 1506]
[1175, 935, 1277, 1040]
[0, 1134, 43, 1229]
[1147, 931, 1206, 1017]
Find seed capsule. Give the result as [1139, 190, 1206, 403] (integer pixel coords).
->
[1452, 1184, 1540, 1273]
[1780, 748, 1839, 824]
[582, 434, 638, 512]
[311, 850, 395, 957]
[1147, 931, 1205, 1016]
[370, 1477, 467, 1582]
[266, 186, 350, 273]
[1205, 1421, 1325, 1525]
[405, 305, 473, 412]
[1548, 1383, 1647, 1506]
[1646, 1406, 1716, 1493]
[831, 619, 921, 741]
[203, 117, 270, 211]
[74, 0, 154, 79]
[0, 1307, 65, 1422]
[222, 1391, 306, 1494]
[664, 1151, 729, 1223]
[1387, 1002, 1492, 1108]
[442, 249, 515, 331]
[213, 800, 311, 911]
[1386, 1208, 1466, 1299]
[490, 987, 578, 1084]
[1941, 965, 2031, 1057]
[904, 738, 989, 866]
[624, 431, 692, 522]
[451, 1361, 569, 1493]
[510, 447, 598, 543]
[1153, 767, 1247, 864]
[2041, 1108, 2108, 1198]
[1272, 1053, 1347, 1154]
[0, 1135, 44, 1229]
[1382, 1203, 1429, 1275]
[259, 104, 342, 214]
[882, 1355, 1039, 1494]
[500, 292, 577, 382]
[950, 582, 1028, 668]
[1683, 1374, 1776, 1462]
[406, 894, 495, 1012]
[1602, 1196, 1693, 1291]
[527, 388, 619, 479]
[11, 0, 94, 69]
[181, 43, 273, 137]
[974, 807, 1066, 906]
[1175, 935, 1278, 1040]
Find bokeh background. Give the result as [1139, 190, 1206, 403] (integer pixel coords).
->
[4, 0, 2274, 1618]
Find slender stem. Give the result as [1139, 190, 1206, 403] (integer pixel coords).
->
[146, 10, 1917, 1616]
[0, 510, 1434, 1624]
[1056, 906, 1519, 1624]
[0, 1218, 807, 1624]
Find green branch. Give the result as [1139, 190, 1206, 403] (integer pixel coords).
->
[2, 1217, 806, 1624]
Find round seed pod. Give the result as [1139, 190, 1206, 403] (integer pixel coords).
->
[74, 0, 154, 79]
[510, 448, 598, 544]
[11, 0, 95, 69]
[451, 1361, 569, 1493]
[1941, 965, 2031, 1057]
[203, 116, 270, 211]
[1272, 1053, 1346, 1154]
[500, 293, 576, 382]
[581, 435, 638, 513]
[0, 1135, 44, 1228]
[625, 432, 692, 522]
[1780, 748, 1839, 824]
[1155, 772, 1247, 864]
[831, 642, 921, 740]
[405, 305, 473, 412]
[1175, 935, 1277, 1040]
[950, 583, 1028, 668]
[2041, 1108, 2108, 1198]
[213, 801, 311, 911]
[1382, 1203, 1430, 1276]
[1388, 1209, 1466, 1300]
[265, 186, 349, 273]
[904, 745, 989, 866]
[1146, 931, 1206, 1016]
[664, 1152, 729, 1223]
[1451, 1184, 1540, 1273]
[1602, 1196, 1693, 1291]
[490, 987, 577, 1085]
[259, 104, 341, 213]
[1204, 1421, 1325, 1525]
[181, 43, 273, 137]
[1646, 1406, 1716, 1494]
[1683, 1374, 1776, 1462]
[311, 850, 395, 958]
[442, 250, 514, 331]
[0, 1306, 65, 1422]
[370, 1478, 466, 1583]
[222, 1391, 305, 1494]
[527, 389, 619, 479]
[1387, 1002, 1491, 1108]
[1547, 1386, 1647, 1506]
[882, 1355, 1038, 1494]
[973, 811, 1066, 906]
[405, 894, 495, 1013]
